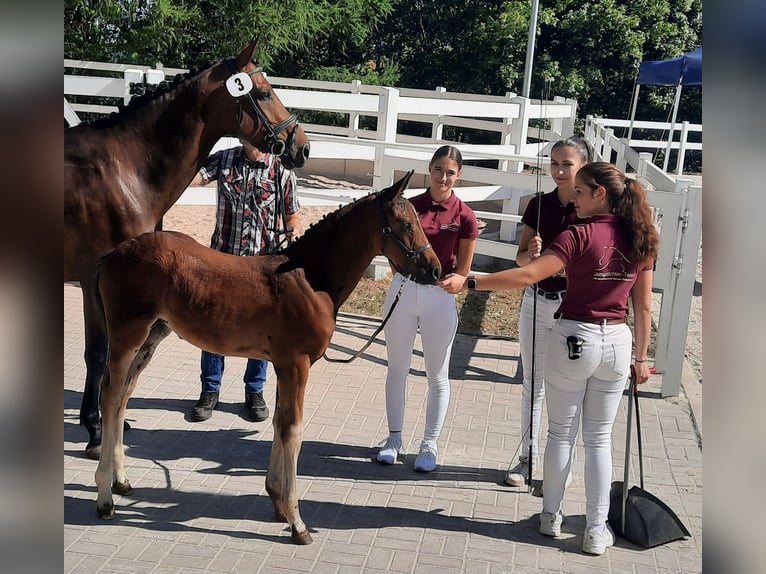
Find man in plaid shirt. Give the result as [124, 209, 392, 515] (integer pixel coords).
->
[187, 140, 302, 423]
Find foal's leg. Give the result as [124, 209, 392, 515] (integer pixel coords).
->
[95, 350, 133, 519]
[80, 281, 108, 459]
[96, 319, 168, 519]
[267, 358, 311, 544]
[111, 320, 172, 490]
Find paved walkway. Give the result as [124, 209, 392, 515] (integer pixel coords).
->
[64, 285, 702, 573]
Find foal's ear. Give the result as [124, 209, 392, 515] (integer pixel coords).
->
[389, 170, 415, 197]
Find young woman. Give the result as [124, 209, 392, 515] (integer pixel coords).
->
[506, 136, 593, 487]
[440, 163, 658, 555]
[376, 145, 478, 472]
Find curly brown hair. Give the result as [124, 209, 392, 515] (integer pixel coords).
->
[576, 163, 659, 262]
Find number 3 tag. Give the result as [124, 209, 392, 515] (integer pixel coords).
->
[226, 72, 253, 97]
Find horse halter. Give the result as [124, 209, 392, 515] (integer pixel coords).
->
[377, 192, 432, 269]
[225, 58, 298, 157]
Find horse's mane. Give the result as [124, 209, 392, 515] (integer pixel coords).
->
[287, 192, 378, 252]
[67, 60, 216, 130]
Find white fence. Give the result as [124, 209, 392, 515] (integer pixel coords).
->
[64, 60, 701, 397]
[584, 115, 702, 176]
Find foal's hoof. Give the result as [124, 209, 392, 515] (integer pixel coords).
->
[291, 527, 313, 545]
[97, 503, 115, 520]
[111, 480, 133, 496]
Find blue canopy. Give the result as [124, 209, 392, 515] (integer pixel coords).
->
[636, 47, 702, 87]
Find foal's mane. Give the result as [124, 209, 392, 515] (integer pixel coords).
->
[287, 192, 379, 252]
[68, 60, 216, 130]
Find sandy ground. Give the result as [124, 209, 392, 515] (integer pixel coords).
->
[162, 174, 703, 384]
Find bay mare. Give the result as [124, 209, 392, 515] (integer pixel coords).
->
[92, 171, 441, 544]
[64, 36, 310, 458]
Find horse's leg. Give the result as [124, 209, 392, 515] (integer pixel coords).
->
[95, 351, 132, 519]
[267, 358, 312, 545]
[96, 318, 167, 519]
[80, 281, 108, 460]
[111, 320, 172, 493]
[266, 385, 285, 522]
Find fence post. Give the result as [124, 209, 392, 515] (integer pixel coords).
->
[499, 91, 518, 172]
[145, 69, 165, 85]
[508, 95, 531, 172]
[124, 69, 144, 105]
[372, 87, 400, 189]
[431, 87, 446, 141]
[676, 120, 690, 175]
[349, 80, 362, 137]
[637, 152, 653, 180]
[603, 128, 614, 163]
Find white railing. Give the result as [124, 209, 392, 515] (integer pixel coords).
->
[584, 115, 702, 176]
[64, 60, 701, 397]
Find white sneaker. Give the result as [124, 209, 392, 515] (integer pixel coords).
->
[376, 437, 402, 465]
[413, 441, 438, 472]
[539, 510, 564, 537]
[504, 458, 532, 487]
[582, 523, 615, 555]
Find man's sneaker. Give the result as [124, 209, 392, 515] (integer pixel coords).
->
[189, 391, 219, 421]
[505, 457, 532, 487]
[582, 523, 615, 555]
[413, 441, 438, 472]
[539, 510, 564, 537]
[376, 437, 402, 465]
[244, 391, 269, 422]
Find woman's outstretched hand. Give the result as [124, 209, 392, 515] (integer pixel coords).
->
[437, 273, 465, 294]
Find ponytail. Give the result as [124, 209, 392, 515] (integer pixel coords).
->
[577, 163, 659, 262]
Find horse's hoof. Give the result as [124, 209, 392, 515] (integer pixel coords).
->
[97, 504, 115, 520]
[112, 480, 133, 496]
[274, 511, 288, 523]
[291, 527, 313, 545]
[85, 443, 101, 460]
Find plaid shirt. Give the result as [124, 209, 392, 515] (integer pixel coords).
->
[199, 147, 299, 256]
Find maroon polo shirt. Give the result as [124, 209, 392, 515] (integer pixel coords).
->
[546, 214, 653, 320]
[521, 188, 582, 292]
[410, 190, 479, 277]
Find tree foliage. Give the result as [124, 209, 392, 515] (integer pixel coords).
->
[64, 0, 701, 123]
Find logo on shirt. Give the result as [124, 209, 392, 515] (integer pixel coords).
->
[594, 246, 635, 281]
[439, 222, 460, 232]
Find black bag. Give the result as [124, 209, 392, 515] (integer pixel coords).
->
[608, 369, 691, 548]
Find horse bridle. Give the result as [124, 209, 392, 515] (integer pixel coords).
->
[225, 58, 298, 157]
[377, 192, 432, 267]
[322, 194, 433, 364]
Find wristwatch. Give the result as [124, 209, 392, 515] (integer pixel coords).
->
[467, 275, 477, 290]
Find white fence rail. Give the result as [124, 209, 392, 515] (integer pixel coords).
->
[64, 60, 701, 396]
[584, 115, 702, 176]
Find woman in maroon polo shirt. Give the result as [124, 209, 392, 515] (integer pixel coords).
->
[376, 145, 479, 473]
[505, 136, 592, 489]
[439, 163, 659, 556]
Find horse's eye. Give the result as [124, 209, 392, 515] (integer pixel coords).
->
[257, 91, 271, 101]
[402, 222, 413, 232]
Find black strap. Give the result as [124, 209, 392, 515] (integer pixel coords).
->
[323, 275, 409, 363]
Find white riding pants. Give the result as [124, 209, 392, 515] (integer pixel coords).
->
[542, 317, 632, 528]
[518, 286, 563, 459]
[382, 273, 458, 446]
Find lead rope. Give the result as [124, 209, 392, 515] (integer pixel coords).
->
[323, 274, 410, 363]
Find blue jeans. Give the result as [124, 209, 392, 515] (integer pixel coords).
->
[200, 351, 267, 394]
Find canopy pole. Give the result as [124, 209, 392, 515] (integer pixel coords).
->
[662, 81, 683, 172]
[627, 83, 640, 143]
[521, 0, 541, 98]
